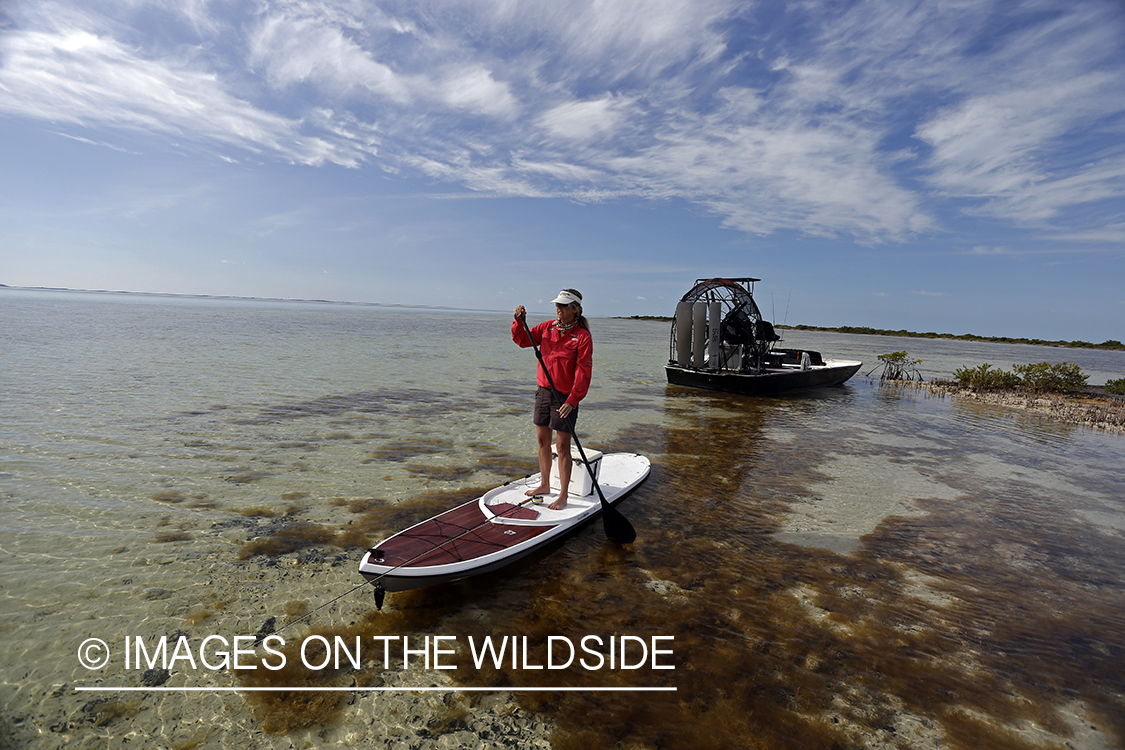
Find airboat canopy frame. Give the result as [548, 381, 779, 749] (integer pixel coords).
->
[669, 277, 777, 373]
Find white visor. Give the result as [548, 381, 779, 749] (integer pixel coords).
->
[552, 290, 582, 307]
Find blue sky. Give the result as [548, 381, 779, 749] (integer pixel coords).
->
[1, 0, 1123, 342]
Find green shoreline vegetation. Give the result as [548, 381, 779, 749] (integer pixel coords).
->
[621, 316, 1124, 351]
[870, 352, 1125, 430]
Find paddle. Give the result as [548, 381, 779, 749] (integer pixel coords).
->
[518, 314, 636, 544]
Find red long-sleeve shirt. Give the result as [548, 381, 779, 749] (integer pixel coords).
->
[512, 319, 593, 408]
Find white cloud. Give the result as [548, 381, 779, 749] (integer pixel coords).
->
[589, 87, 932, 239]
[538, 95, 634, 141]
[244, 3, 521, 121]
[1046, 223, 1125, 244]
[512, 158, 604, 183]
[913, 4, 1125, 225]
[2, 0, 1123, 244]
[50, 130, 142, 154]
[436, 65, 518, 118]
[467, 0, 736, 78]
[0, 19, 366, 166]
[247, 8, 412, 103]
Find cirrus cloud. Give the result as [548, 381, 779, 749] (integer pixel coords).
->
[2, 0, 1123, 244]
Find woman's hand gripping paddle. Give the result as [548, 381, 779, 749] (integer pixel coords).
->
[518, 315, 636, 544]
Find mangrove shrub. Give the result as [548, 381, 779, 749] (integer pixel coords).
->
[953, 361, 1089, 393]
[871, 351, 923, 382]
[1011, 362, 1088, 392]
[953, 363, 1022, 390]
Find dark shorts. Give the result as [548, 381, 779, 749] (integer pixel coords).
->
[533, 386, 577, 433]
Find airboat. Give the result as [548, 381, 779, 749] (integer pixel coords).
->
[664, 277, 862, 396]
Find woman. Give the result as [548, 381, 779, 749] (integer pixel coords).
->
[512, 289, 592, 510]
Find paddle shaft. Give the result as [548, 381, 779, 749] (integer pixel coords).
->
[518, 315, 635, 544]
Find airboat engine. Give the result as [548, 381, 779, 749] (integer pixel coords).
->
[668, 278, 773, 372]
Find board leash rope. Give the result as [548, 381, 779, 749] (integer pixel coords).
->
[254, 580, 374, 645]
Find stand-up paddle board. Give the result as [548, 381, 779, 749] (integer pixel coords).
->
[359, 451, 649, 595]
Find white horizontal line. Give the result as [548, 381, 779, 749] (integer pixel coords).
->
[76, 686, 676, 693]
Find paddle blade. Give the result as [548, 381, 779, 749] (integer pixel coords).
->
[602, 505, 636, 544]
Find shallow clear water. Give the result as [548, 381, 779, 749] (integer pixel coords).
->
[2, 289, 1123, 750]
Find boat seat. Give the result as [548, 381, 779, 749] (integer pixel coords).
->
[755, 320, 781, 342]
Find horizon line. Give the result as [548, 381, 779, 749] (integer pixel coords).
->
[0, 283, 506, 314]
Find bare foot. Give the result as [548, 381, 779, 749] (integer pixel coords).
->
[525, 485, 549, 497]
[548, 496, 568, 511]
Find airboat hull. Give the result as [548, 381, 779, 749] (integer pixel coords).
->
[359, 453, 650, 593]
[665, 358, 862, 396]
